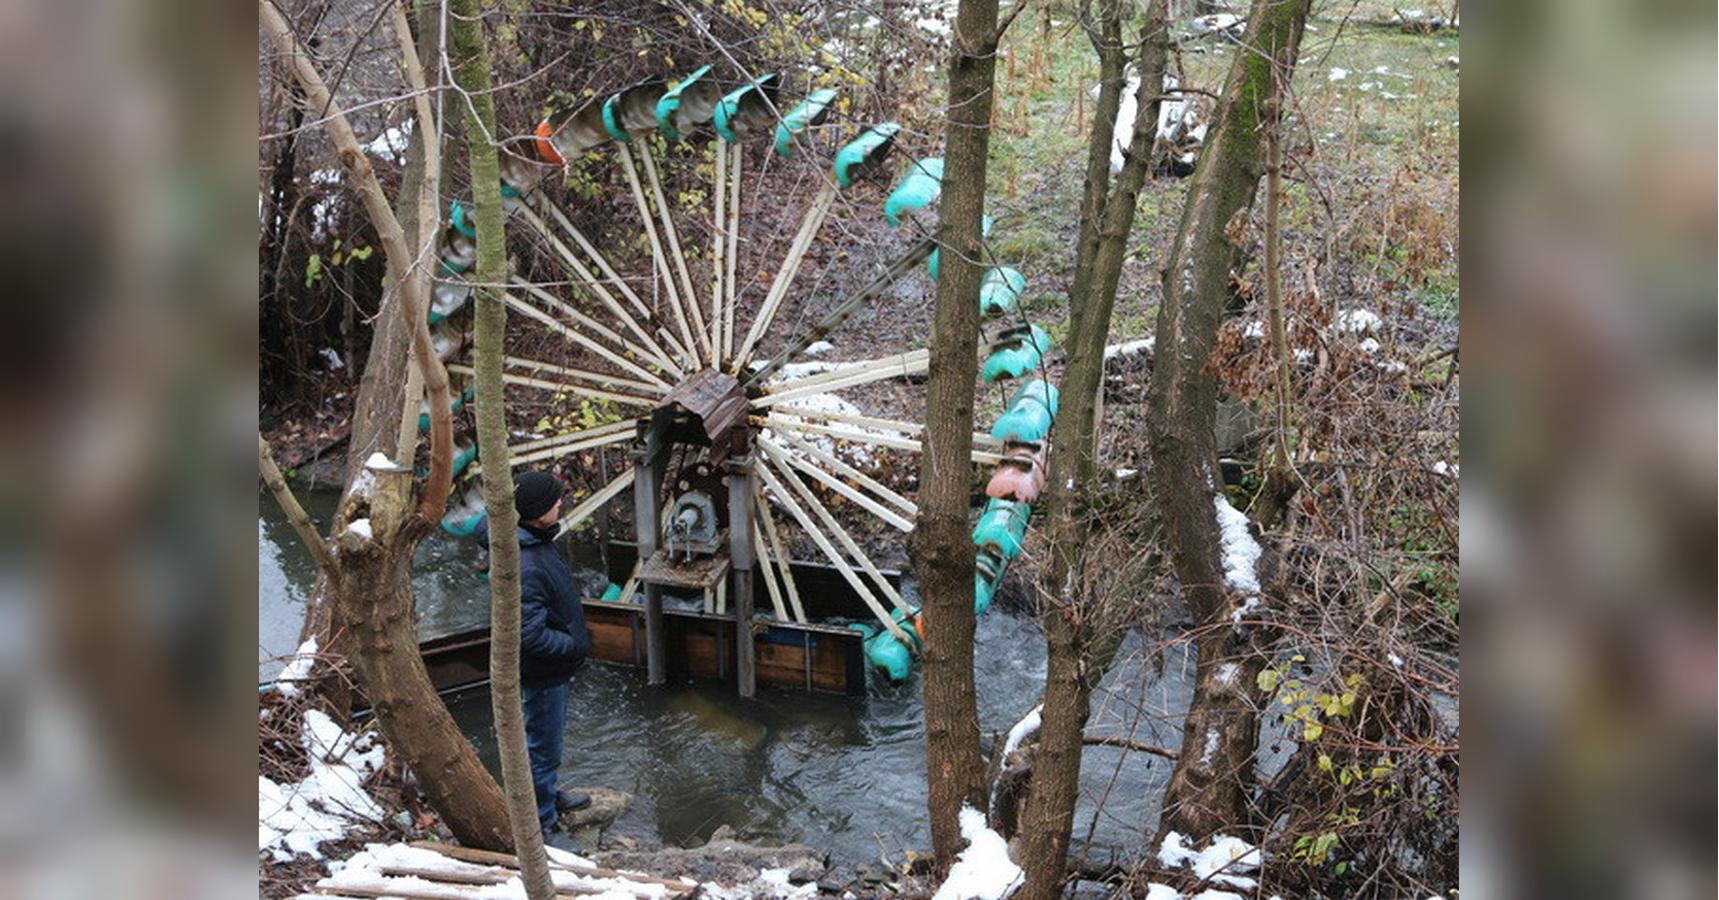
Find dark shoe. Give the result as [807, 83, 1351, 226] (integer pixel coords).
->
[555, 789, 591, 812]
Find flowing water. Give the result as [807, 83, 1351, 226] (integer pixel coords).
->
[259, 490, 1196, 866]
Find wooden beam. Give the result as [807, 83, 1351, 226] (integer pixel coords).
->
[754, 489, 806, 623]
[723, 146, 742, 360]
[752, 349, 930, 405]
[758, 442, 911, 616]
[763, 414, 1004, 465]
[710, 138, 728, 358]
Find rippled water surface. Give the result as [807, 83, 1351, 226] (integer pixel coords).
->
[259, 491, 1192, 865]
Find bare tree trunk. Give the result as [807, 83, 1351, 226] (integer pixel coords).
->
[260, 0, 511, 850]
[909, 0, 1001, 874]
[449, 0, 555, 893]
[1146, 0, 1311, 842]
[1012, 3, 1169, 897]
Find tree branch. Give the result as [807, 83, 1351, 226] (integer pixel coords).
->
[258, 434, 337, 577]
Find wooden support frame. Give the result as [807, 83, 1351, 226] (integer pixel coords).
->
[725, 454, 757, 697]
[764, 414, 1005, 465]
[773, 428, 918, 517]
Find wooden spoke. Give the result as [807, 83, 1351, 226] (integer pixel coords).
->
[508, 282, 676, 389]
[616, 144, 703, 367]
[759, 442, 911, 613]
[501, 354, 661, 397]
[635, 140, 712, 361]
[555, 468, 637, 538]
[759, 434, 912, 532]
[756, 488, 806, 623]
[763, 414, 1004, 465]
[498, 294, 672, 395]
[710, 139, 728, 357]
[755, 456, 908, 642]
[723, 145, 742, 360]
[772, 428, 918, 518]
[445, 363, 655, 409]
[742, 237, 936, 389]
[732, 181, 839, 368]
[514, 201, 688, 377]
[752, 349, 930, 406]
[507, 422, 637, 467]
[750, 519, 792, 622]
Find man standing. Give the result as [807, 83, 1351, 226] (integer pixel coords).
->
[484, 470, 593, 840]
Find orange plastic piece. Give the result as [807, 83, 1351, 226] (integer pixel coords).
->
[533, 120, 565, 166]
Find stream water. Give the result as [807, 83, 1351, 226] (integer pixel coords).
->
[259, 490, 1198, 867]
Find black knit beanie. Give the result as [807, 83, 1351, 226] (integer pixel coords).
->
[513, 470, 563, 521]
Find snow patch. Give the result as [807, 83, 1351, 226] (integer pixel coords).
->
[322, 841, 676, 898]
[1328, 67, 1349, 82]
[364, 452, 401, 470]
[346, 518, 374, 540]
[320, 347, 346, 370]
[1214, 662, 1238, 686]
[1002, 705, 1043, 758]
[1104, 337, 1156, 361]
[273, 636, 319, 697]
[259, 711, 387, 861]
[1358, 337, 1381, 354]
[932, 806, 1024, 900]
[1157, 831, 1263, 891]
[1388, 652, 1405, 668]
[803, 340, 836, 356]
[1334, 308, 1382, 334]
[1213, 496, 1261, 594]
[1198, 728, 1220, 764]
[1432, 460, 1460, 478]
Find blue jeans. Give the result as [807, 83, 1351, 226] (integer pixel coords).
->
[520, 679, 571, 831]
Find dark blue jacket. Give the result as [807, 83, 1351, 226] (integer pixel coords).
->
[476, 519, 591, 687]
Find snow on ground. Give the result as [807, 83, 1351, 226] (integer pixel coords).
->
[272, 636, 319, 697]
[1328, 67, 1349, 81]
[1334, 308, 1383, 334]
[1155, 831, 1264, 892]
[318, 842, 687, 899]
[1104, 337, 1156, 361]
[932, 806, 1024, 900]
[260, 711, 387, 861]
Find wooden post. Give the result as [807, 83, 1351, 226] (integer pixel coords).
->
[726, 453, 757, 698]
[633, 446, 667, 685]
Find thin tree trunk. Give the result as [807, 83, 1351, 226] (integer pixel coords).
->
[448, 2, 554, 895]
[1013, 4, 1169, 897]
[909, 0, 1001, 874]
[260, 0, 512, 850]
[1146, 0, 1311, 842]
